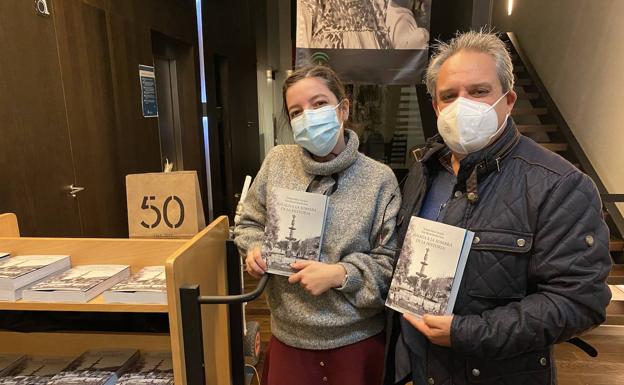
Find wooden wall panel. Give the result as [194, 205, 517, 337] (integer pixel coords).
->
[1, 0, 204, 237]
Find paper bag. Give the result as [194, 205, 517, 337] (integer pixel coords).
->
[126, 171, 206, 238]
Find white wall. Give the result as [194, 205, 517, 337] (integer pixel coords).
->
[493, 0, 624, 214]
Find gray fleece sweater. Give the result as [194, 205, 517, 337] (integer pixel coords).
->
[234, 130, 400, 349]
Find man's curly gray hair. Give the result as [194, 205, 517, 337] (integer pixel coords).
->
[425, 31, 515, 98]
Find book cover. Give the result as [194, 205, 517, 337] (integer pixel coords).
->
[0, 356, 74, 385]
[262, 187, 329, 276]
[47, 349, 139, 385]
[103, 266, 167, 304]
[0, 255, 71, 290]
[116, 352, 173, 385]
[386, 216, 474, 317]
[22, 265, 130, 303]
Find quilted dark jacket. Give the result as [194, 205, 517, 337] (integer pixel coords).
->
[387, 119, 612, 385]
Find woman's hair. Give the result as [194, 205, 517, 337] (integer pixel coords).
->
[282, 65, 347, 121]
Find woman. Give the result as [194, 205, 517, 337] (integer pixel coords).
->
[234, 65, 400, 385]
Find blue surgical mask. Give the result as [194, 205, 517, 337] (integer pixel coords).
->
[291, 103, 343, 157]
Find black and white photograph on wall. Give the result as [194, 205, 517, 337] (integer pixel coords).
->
[296, 0, 432, 84]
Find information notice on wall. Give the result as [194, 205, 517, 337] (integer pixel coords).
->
[139, 64, 158, 118]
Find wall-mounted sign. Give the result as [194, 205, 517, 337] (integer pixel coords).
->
[139, 65, 158, 118]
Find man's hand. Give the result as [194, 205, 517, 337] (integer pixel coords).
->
[404, 313, 453, 347]
[288, 260, 346, 296]
[245, 247, 266, 278]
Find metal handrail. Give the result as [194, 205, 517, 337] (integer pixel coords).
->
[601, 194, 624, 203]
[197, 274, 269, 304]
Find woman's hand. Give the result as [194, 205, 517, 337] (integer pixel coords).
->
[245, 247, 267, 278]
[288, 260, 346, 296]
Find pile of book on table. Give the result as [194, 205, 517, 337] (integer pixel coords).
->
[0, 253, 166, 304]
[0, 350, 173, 385]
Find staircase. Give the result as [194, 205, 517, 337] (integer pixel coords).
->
[503, 33, 624, 325]
[389, 86, 426, 167]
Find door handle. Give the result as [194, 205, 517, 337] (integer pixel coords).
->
[68, 184, 85, 198]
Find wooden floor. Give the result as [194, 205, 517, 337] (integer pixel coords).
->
[243, 274, 624, 385]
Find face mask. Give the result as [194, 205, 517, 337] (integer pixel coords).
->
[437, 92, 509, 155]
[291, 102, 343, 157]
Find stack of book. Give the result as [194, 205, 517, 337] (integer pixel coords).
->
[47, 349, 139, 385]
[115, 352, 173, 385]
[0, 354, 26, 377]
[0, 255, 71, 301]
[103, 266, 167, 305]
[22, 265, 130, 303]
[0, 356, 74, 385]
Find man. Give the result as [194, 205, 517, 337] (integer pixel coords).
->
[386, 31, 612, 385]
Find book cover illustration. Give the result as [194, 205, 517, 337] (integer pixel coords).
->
[108, 266, 166, 292]
[103, 266, 167, 304]
[386, 216, 474, 317]
[0, 256, 70, 281]
[262, 187, 329, 276]
[27, 265, 129, 292]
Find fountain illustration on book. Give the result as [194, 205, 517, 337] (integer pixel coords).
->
[262, 187, 328, 277]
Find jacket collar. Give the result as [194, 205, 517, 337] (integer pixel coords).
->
[415, 118, 521, 203]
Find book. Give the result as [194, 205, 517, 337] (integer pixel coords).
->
[0, 356, 74, 385]
[47, 349, 139, 385]
[115, 352, 173, 385]
[0, 354, 26, 377]
[22, 265, 130, 303]
[0, 255, 71, 301]
[262, 187, 329, 276]
[103, 266, 167, 304]
[0, 253, 9, 261]
[386, 216, 474, 317]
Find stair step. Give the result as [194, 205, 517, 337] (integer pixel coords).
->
[608, 264, 624, 285]
[611, 237, 624, 252]
[516, 91, 540, 100]
[512, 108, 549, 116]
[516, 78, 532, 86]
[607, 285, 624, 325]
[517, 124, 557, 134]
[539, 143, 568, 152]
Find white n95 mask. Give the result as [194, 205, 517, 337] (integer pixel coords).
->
[437, 92, 509, 155]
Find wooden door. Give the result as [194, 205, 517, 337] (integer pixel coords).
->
[51, 0, 128, 237]
[0, 0, 82, 236]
